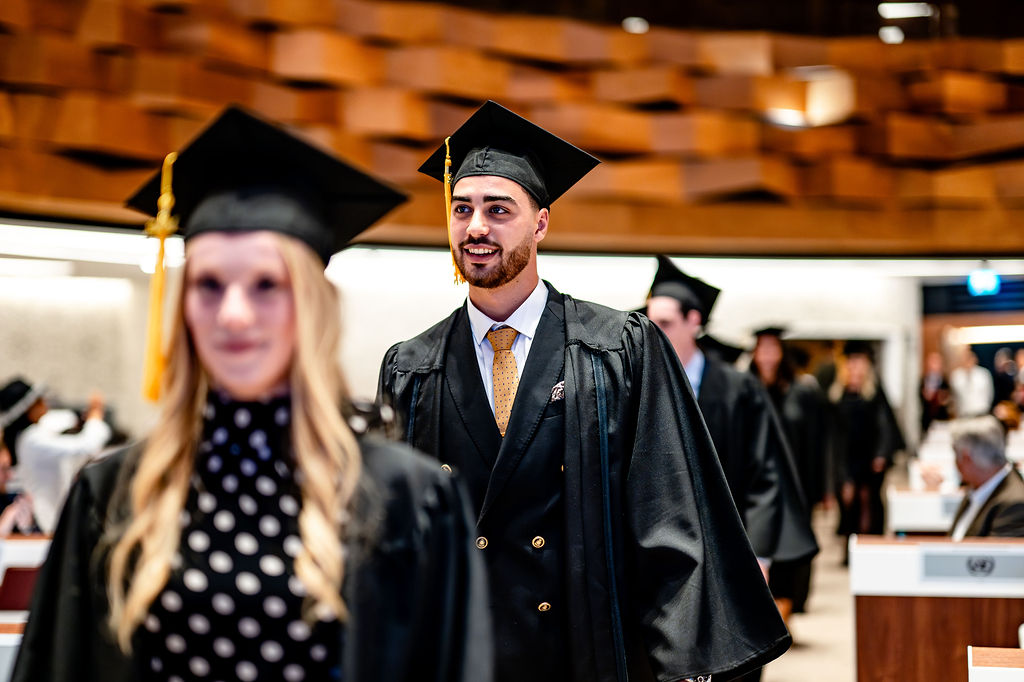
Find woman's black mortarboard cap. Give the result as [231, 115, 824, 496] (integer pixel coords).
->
[843, 339, 875, 358]
[417, 100, 600, 209]
[124, 105, 407, 401]
[754, 326, 788, 338]
[646, 255, 722, 323]
[125, 105, 408, 265]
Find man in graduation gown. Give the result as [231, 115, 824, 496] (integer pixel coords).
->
[378, 101, 790, 682]
[643, 257, 818, 577]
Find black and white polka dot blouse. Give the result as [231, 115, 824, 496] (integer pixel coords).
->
[135, 391, 343, 682]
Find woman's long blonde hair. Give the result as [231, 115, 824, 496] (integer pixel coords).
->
[107, 234, 362, 651]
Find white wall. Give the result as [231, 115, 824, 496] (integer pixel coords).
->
[0, 273, 157, 436]
[0, 247, 930, 444]
[329, 249, 922, 443]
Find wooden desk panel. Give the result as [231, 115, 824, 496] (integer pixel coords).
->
[856, 595, 1024, 682]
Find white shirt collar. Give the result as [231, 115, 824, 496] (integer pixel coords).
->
[467, 279, 549, 347]
[971, 463, 1014, 506]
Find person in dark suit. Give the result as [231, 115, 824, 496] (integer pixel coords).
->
[380, 101, 790, 682]
[949, 415, 1024, 539]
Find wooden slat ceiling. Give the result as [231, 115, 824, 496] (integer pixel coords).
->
[4, 0, 1024, 255]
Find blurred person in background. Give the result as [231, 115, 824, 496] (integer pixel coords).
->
[949, 415, 1024, 539]
[0, 378, 111, 534]
[751, 327, 828, 617]
[829, 342, 903, 560]
[950, 347, 994, 418]
[919, 351, 952, 435]
[0, 439, 36, 536]
[992, 347, 1017, 409]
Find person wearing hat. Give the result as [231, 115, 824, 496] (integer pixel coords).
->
[379, 101, 789, 682]
[750, 327, 828, 619]
[13, 106, 492, 682]
[0, 378, 109, 534]
[642, 258, 817, 671]
[827, 341, 903, 556]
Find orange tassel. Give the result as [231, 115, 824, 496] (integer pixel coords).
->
[444, 136, 465, 286]
[142, 152, 180, 402]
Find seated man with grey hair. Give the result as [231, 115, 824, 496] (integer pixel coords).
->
[949, 415, 1024, 540]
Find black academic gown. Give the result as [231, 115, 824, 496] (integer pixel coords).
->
[379, 282, 791, 682]
[776, 379, 829, 509]
[12, 436, 493, 682]
[697, 356, 818, 564]
[830, 385, 902, 537]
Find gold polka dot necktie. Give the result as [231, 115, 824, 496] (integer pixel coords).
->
[487, 326, 520, 437]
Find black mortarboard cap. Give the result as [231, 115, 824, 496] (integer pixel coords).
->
[646, 255, 722, 323]
[417, 100, 600, 208]
[843, 339, 875, 358]
[126, 105, 408, 264]
[754, 326, 788, 338]
[698, 334, 745, 365]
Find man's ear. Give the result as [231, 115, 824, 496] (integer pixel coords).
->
[685, 308, 704, 328]
[534, 207, 549, 244]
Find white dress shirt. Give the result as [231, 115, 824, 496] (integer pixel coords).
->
[466, 280, 549, 416]
[951, 463, 1013, 541]
[682, 349, 706, 399]
[16, 409, 112, 534]
[950, 365, 994, 417]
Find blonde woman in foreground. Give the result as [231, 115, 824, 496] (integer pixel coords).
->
[12, 106, 492, 682]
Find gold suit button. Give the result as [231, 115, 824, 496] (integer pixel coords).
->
[538, 602, 552, 612]
[440, 463, 452, 473]
[475, 536, 488, 549]
[531, 536, 545, 549]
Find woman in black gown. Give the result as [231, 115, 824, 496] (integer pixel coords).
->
[751, 328, 827, 616]
[829, 342, 902, 557]
[12, 106, 492, 682]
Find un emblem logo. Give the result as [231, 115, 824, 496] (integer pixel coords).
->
[966, 556, 995, 576]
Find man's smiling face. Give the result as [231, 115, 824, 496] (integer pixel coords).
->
[449, 175, 548, 290]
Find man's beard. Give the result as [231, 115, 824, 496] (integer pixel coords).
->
[455, 232, 533, 289]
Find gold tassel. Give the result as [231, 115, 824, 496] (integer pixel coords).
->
[444, 136, 465, 285]
[142, 152, 180, 402]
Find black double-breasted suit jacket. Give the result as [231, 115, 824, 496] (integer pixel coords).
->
[379, 282, 791, 682]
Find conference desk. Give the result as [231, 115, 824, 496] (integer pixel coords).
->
[0, 535, 49, 681]
[851, 535, 1024, 682]
[969, 646, 1024, 681]
[886, 487, 964, 534]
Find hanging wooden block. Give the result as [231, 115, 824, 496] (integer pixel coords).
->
[386, 46, 509, 101]
[908, 71, 1006, 115]
[649, 110, 760, 157]
[527, 103, 653, 153]
[271, 28, 381, 86]
[591, 65, 694, 106]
